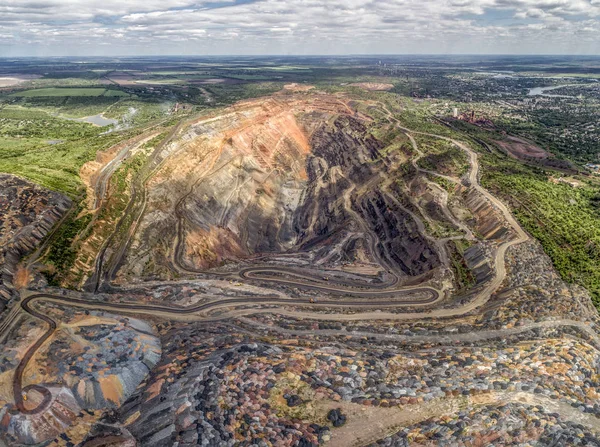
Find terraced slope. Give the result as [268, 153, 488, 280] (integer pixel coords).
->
[104, 94, 440, 288]
[1, 90, 600, 447]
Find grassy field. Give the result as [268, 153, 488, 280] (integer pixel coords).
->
[104, 89, 130, 97]
[223, 74, 275, 81]
[202, 82, 284, 106]
[0, 107, 131, 195]
[12, 87, 128, 97]
[103, 99, 170, 127]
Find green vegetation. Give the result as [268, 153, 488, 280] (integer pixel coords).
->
[0, 107, 129, 195]
[481, 153, 600, 304]
[100, 151, 146, 221]
[416, 137, 469, 177]
[43, 204, 91, 286]
[449, 239, 475, 292]
[202, 82, 284, 106]
[12, 87, 128, 97]
[5, 85, 131, 118]
[43, 148, 151, 286]
[223, 74, 274, 81]
[103, 99, 167, 126]
[427, 174, 456, 193]
[13, 97, 122, 118]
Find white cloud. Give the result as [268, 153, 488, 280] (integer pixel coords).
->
[0, 0, 599, 55]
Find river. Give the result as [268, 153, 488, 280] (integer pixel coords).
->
[528, 84, 579, 98]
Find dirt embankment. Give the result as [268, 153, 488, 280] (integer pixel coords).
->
[79, 130, 162, 211]
[284, 83, 315, 92]
[0, 175, 71, 306]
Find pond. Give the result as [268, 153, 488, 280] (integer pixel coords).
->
[73, 114, 118, 126]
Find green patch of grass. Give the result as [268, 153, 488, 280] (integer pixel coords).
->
[414, 135, 469, 177]
[103, 99, 169, 126]
[223, 74, 275, 81]
[419, 146, 469, 178]
[103, 89, 130, 97]
[203, 82, 284, 107]
[427, 174, 456, 193]
[19, 77, 103, 89]
[15, 96, 125, 118]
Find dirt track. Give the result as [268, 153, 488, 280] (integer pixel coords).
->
[7, 96, 586, 445]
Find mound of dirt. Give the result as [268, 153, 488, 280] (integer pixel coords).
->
[494, 136, 550, 160]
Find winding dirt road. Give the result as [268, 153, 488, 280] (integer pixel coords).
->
[6, 100, 538, 424]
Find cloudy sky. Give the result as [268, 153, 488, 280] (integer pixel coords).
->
[1, 0, 599, 56]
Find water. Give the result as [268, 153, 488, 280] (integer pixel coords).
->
[528, 85, 577, 98]
[73, 114, 118, 127]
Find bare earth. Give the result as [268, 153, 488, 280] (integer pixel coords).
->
[349, 82, 395, 91]
[494, 135, 550, 160]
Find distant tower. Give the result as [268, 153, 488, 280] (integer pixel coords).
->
[453, 107, 458, 118]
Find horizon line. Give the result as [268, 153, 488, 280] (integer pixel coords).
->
[2, 53, 600, 59]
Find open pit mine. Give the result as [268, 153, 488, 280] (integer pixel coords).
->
[2, 89, 600, 447]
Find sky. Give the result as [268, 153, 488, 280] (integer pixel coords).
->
[1, 0, 599, 56]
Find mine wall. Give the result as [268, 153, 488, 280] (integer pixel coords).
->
[0, 174, 71, 311]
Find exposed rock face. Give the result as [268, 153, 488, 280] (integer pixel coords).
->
[356, 189, 439, 276]
[1, 385, 81, 445]
[119, 97, 317, 279]
[459, 186, 511, 241]
[118, 96, 439, 281]
[79, 424, 137, 447]
[0, 174, 71, 308]
[0, 313, 161, 446]
[464, 243, 493, 285]
[42, 315, 162, 410]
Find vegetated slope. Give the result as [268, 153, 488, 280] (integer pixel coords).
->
[481, 152, 600, 304]
[0, 107, 130, 196]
